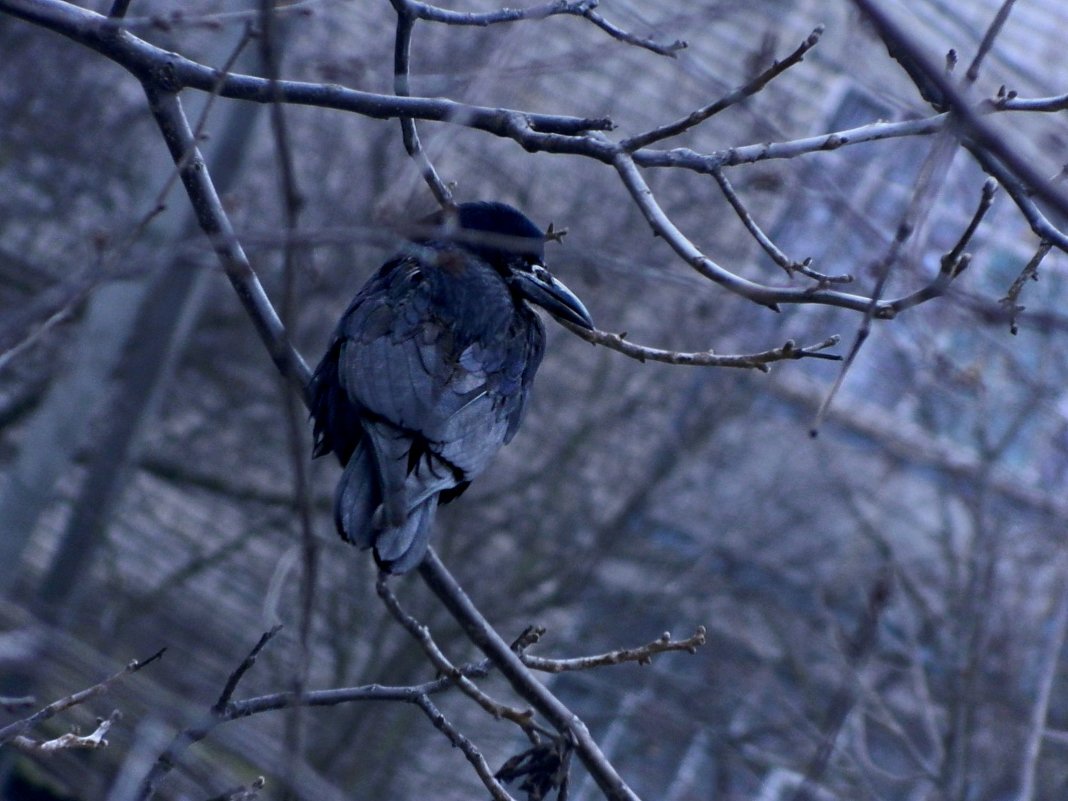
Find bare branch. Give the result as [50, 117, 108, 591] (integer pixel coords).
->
[392, 3, 454, 207]
[418, 548, 642, 801]
[885, 177, 998, 316]
[401, 0, 686, 56]
[943, 178, 998, 271]
[640, 115, 949, 171]
[0, 0, 611, 136]
[11, 710, 120, 754]
[850, 0, 1068, 221]
[521, 627, 707, 673]
[967, 144, 1068, 253]
[213, 625, 282, 715]
[414, 694, 518, 801]
[142, 85, 313, 394]
[711, 167, 852, 285]
[0, 650, 163, 745]
[965, 0, 1017, 83]
[576, 4, 686, 57]
[623, 26, 823, 151]
[401, 0, 594, 24]
[565, 323, 841, 372]
[136, 631, 494, 801]
[993, 92, 1068, 112]
[611, 149, 903, 316]
[1000, 241, 1053, 335]
[376, 574, 536, 727]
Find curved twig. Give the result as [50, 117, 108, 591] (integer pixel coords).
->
[623, 25, 823, 151]
[391, 2, 454, 207]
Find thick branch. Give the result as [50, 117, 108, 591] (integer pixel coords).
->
[967, 144, 1068, 253]
[376, 574, 535, 727]
[401, 0, 685, 56]
[418, 548, 641, 801]
[0, 0, 611, 136]
[141, 85, 312, 395]
[414, 694, 517, 801]
[850, 0, 1068, 221]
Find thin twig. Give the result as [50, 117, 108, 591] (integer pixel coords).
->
[403, 0, 685, 56]
[213, 626, 283, 714]
[403, 0, 593, 24]
[811, 130, 959, 435]
[521, 627, 706, 673]
[711, 166, 851, 284]
[965, 0, 1017, 83]
[414, 694, 518, 801]
[609, 147, 889, 315]
[0, 650, 163, 745]
[392, 3, 454, 207]
[888, 177, 998, 315]
[623, 26, 822, 151]
[376, 574, 536, 727]
[1000, 241, 1053, 335]
[943, 178, 998, 271]
[565, 323, 841, 372]
[418, 548, 642, 801]
[850, 0, 1068, 222]
[576, 4, 685, 57]
[11, 709, 121, 754]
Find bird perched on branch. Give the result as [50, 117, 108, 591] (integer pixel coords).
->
[310, 201, 594, 573]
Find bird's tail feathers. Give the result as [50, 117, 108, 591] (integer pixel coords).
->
[374, 496, 439, 574]
[334, 442, 378, 549]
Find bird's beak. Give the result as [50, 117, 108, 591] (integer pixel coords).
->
[513, 265, 594, 330]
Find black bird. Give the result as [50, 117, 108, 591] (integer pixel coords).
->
[310, 201, 594, 573]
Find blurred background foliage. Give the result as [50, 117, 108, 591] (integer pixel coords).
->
[2, 1, 1068, 799]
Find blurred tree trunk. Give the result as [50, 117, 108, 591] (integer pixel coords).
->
[0, 277, 145, 594]
[17, 32, 270, 623]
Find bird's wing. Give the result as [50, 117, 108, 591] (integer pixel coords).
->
[333, 256, 535, 514]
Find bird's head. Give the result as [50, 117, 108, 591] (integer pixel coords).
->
[425, 201, 594, 331]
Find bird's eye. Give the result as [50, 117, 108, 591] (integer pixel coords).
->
[529, 263, 550, 282]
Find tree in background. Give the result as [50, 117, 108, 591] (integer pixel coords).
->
[1, 1, 1067, 800]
